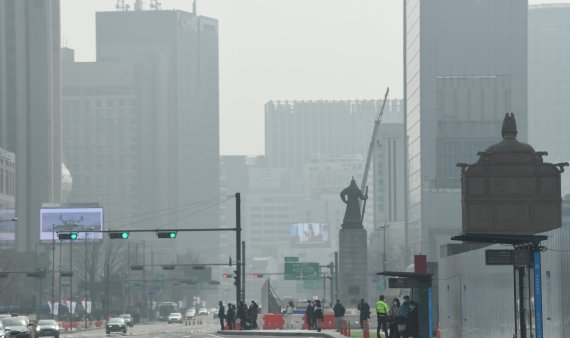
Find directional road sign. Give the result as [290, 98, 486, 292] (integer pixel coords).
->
[284, 262, 320, 280]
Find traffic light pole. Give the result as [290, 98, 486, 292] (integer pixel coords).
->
[236, 193, 242, 305]
[242, 241, 246, 302]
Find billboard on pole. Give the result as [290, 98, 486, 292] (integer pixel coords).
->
[40, 207, 104, 242]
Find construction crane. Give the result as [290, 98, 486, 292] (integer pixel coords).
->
[360, 87, 390, 222]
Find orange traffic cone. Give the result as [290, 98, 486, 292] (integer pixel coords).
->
[436, 322, 441, 338]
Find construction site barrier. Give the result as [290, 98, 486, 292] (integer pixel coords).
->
[262, 314, 284, 330]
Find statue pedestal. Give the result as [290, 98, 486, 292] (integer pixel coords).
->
[339, 227, 368, 305]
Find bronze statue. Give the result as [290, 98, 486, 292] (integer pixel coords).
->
[340, 178, 367, 228]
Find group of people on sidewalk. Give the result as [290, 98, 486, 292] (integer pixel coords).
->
[301, 299, 324, 332]
[359, 295, 418, 338]
[218, 300, 259, 331]
[329, 295, 418, 338]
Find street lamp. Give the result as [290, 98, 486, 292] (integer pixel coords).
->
[380, 224, 390, 289]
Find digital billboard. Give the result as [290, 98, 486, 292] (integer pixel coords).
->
[290, 223, 329, 245]
[40, 208, 104, 242]
[0, 209, 16, 242]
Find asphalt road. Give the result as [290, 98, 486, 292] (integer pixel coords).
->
[64, 317, 221, 338]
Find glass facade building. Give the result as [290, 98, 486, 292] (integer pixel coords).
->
[404, 0, 528, 259]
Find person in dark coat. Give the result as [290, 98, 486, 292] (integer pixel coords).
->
[218, 301, 225, 331]
[404, 301, 419, 338]
[237, 301, 248, 330]
[226, 303, 236, 330]
[248, 301, 259, 329]
[357, 298, 371, 329]
[305, 300, 315, 330]
[313, 300, 324, 332]
[333, 299, 346, 332]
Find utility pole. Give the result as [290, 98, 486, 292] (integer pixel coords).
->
[69, 238, 73, 325]
[242, 241, 246, 302]
[235, 193, 241, 304]
[334, 251, 339, 300]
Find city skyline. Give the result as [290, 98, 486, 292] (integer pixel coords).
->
[60, 0, 568, 156]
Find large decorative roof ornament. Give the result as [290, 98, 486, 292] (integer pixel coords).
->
[457, 113, 568, 235]
[501, 112, 517, 139]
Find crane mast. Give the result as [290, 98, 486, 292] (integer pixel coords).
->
[360, 87, 390, 222]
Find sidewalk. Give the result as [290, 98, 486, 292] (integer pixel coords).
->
[217, 329, 346, 338]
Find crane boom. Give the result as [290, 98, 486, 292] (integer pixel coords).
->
[360, 87, 390, 192]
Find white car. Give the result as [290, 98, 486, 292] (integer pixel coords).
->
[184, 309, 196, 319]
[167, 313, 183, 324]
[198, 307, 208, 316]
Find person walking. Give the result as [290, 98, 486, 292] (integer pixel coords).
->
[285, 301, 295, 329]
[314, 300, 324, 332]
[388, 298, 401, 338]
[249, 300, 259, 329]
[218, 301, 225, 331]
[237, 301, 248, 330]
[333, 299, 346, 332]
[305, 300, 315, 330]
[357, 298, 371, 329]
[227, 303, 236, 330]
[375, 295, 389, 338]
[403, 301, 419, 338]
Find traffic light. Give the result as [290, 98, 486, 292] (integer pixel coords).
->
[108, 231, 129, 239]
[58, 232, 79, 240]
[223, 273, 233, 279]
[233, 270, 240, 287]
[253, 273, 264, 278]
[156, 231, 177, 239]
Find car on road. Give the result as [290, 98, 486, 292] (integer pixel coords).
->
[105, 317, 127, 335]
[1, 315, 33, 338]
[184, 308, 196, 319]
[119, 314, 134, 327]
[167, 312, 183, 324]
[198, 307, 208, 316]
[35, 319, 60, 338]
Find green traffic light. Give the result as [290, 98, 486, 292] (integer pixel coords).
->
[122, 232, 129, 239]
[169, 232, 176, 238]
[70, 233, 78, 240]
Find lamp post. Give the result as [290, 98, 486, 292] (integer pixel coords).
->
[380, 224, 390, 290]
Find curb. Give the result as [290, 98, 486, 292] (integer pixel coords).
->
[217, 330, 343, 338]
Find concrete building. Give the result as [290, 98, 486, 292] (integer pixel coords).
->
[404, 0, 528, 259]
[61, 7, 219, 259]
[265, 99, 402, 178]
[0, 0, 62, 252]
[529, 4, 570, 195]
[96, 8, 219, 256]
[0, 147, 16, 245]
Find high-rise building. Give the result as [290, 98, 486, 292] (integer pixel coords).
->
[404, 0, 527, 258]
[0, 0, 62, 252]
[265, 100, 403, 177]
[61, 8, 219, 258]
[529, 4, 570, 195]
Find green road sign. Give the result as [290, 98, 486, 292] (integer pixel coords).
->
[284, 256, 299, 262]
[284, 262, 320, 280]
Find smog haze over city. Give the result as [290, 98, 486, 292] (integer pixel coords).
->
[2, 1, 570, 338]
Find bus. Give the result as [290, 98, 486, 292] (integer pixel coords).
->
[158, 302, 178, 321]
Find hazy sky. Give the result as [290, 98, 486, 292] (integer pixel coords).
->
[61, 0, 564, 156]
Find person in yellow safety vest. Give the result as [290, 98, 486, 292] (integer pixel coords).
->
[376, 295, 389, 338]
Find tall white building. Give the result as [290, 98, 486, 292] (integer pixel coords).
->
[404, 0, 528, 259]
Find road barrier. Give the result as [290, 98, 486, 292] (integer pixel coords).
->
[262, 314, 284, 330]
[362, 320, 370, 338]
